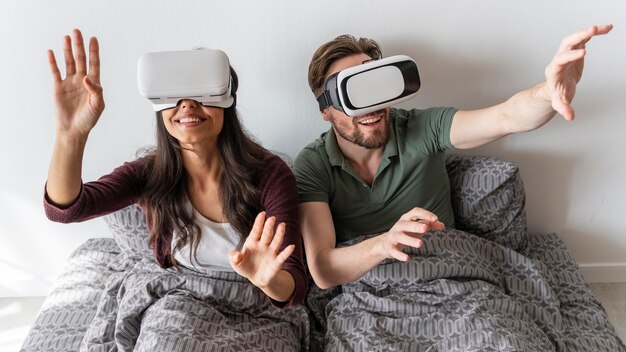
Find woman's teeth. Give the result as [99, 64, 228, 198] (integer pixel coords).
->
[177, 117, 201, 123]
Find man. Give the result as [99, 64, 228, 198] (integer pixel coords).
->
[293, 25, 612, 290]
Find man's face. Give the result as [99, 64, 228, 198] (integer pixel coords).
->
[322, 54, 391, 150]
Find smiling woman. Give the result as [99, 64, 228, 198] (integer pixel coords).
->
[38, 28, 308, 350]
[160, 99, 224, 149]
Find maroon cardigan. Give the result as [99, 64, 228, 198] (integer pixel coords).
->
[44, 154, 307, 308]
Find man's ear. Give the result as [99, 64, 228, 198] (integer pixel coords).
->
[321, 109, 331, 121]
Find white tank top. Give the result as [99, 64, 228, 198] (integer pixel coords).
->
[171, 208, 241, 273]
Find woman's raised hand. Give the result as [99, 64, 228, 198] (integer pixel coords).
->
[48, 29, 104, 138]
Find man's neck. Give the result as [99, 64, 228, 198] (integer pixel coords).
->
[336, 132, 384, 186]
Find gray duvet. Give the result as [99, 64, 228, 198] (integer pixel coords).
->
[21, 155, 625, 351]
[306, 230, 625, 351]
[82, 258, 309, 351]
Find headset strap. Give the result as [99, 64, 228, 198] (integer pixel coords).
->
[316, 91, 332, 111]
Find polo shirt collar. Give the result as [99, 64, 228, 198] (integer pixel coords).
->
[324, 129, 345, 168]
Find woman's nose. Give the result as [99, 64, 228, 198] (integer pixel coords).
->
[179, 99, 199, 109]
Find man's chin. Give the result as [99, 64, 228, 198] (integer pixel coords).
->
[354, 133, 389, 150]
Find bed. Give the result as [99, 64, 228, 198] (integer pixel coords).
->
[20, 155, 625, 351]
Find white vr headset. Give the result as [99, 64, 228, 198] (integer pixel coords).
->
[137, 48, 234, 111]
[316, 55, 421, 116]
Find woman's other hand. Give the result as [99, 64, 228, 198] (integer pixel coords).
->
[229, 211, 295, 299]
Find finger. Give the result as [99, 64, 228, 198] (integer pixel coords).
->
[83, 76, 100, 95]
[248, 212, 266, 241]
[399, 207, 439, 223]
[88, 36, 101, 83]
[396, 220, 431, 234]
[430, 220, 446, 231]
[228, 250, 242, 267]
[415, 219, 445, 231]
[269, 222, 286, 252]
[558, 25, 612, 52]
[551, 49, 586, 68]
[63, 34, 76, 76]
[594, 24, 614, 35]
[390, 231, 424, 248]
[47, 50, 62, 83]
[260, 216, 277, 245]
[275, 244, 295, 265]
[389, 247, 410, 262]
[558, 27, 595, 52]
[72, 29, 87, 75]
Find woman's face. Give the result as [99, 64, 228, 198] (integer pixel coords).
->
[160, 99, 224, 148]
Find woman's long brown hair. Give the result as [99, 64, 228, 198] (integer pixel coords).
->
[140, 68, 267, 266]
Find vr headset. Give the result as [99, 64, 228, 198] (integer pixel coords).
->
[316, 55, 421, 116]
[137, 48, 234, 111]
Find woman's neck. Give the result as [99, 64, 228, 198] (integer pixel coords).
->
[182, 143, 226, 222]
[181, 142, 222, 187]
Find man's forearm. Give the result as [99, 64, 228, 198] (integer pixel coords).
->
[501, 82, 557, 134]
[311, 235, 386, 289]
[451, 82, 559, 149]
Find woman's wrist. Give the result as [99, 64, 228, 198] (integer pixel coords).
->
[256, 269, 295, 303]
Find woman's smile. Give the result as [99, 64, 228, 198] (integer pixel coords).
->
[173, 113, 207, 127]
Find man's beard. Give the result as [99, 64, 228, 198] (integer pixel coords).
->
[332, 112, 390, 149]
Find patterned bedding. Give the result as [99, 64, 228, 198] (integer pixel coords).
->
[21, 240, 309, 352]
[20, 155, 625, 351]
[306, 230, 625, 351]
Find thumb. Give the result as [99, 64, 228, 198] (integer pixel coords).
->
[554, 97, 575, 121]
[228, 250, 242, 267]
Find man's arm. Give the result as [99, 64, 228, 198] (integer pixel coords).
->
[300, 202, 444, 289]
[450, 24, 612, 150]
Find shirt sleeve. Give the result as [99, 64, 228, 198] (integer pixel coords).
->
[405, 107, 458, 154]
[43, 158, 148, 223]
[293, 146, 331, 204]
[259, 155, 308, 308]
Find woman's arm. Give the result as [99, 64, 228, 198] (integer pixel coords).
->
[46, 29, 105, 206]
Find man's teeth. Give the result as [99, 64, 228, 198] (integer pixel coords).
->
[359, 116, 381, 125]
[177, 117, 201, 123]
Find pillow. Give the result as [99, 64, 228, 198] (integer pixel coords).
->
[445, 154, 527, 251]
[102, 204, 153, 260]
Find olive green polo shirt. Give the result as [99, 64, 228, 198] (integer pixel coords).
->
[294, 107, 457, 243]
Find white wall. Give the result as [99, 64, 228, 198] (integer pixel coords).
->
[1, 0, 624, 297]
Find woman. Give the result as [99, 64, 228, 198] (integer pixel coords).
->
[44, 29, 306, 307]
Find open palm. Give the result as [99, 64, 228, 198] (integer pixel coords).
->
[48, 29, 104, 137]
[229, 212, 295, 288]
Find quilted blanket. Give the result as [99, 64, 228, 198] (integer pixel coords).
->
[306, 229, 626, 352]
[79, 257, 310, 352]
[22, 155, 625, 351]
